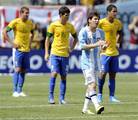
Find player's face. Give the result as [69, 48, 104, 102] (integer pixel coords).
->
[61, 13, 70, 23]
[21, 9, 29, 21]
[89, 16, 99, 28]
[109, 7, 117, 19]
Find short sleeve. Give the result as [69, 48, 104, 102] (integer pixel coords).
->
[8, 19, 17, 29]
[78, 28, 87, 49]
[48, 23, 54, 34]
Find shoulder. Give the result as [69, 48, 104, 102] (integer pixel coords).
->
[114, 19, 122, 27]
[11, 18, 20, 23]
[99, 18, 107, 23]
[67, 22, 75, 28]
[96, 28, 104, 33]
[48, 21, 58, 28]
[96, 28, 105, 38]
[80, 26, 87, 34]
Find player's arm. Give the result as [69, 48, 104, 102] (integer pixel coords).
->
[70, 33, 78, 52]
[116, 30, 123, 48]
[44, 32, 53, 61]
[82, 40, 105, 50]
[3, 26, 18, 48]
[79, 29, 105, 50]
[29, 30, 34, 49]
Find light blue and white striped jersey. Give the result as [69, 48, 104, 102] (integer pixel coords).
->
[79, 26, 105, 71]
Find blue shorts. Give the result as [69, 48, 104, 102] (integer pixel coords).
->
[13, 49, 30, 69]
[50, 55, 69, 76]
[100, 55, 119, 72]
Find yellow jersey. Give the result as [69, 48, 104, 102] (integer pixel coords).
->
[48, 20, 76, 57]
[8, 18, 34, 52]
[98, 18, 122, 56]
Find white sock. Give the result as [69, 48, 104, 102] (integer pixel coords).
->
[89, 90, 100, 109]
[82, 92, 90, 112]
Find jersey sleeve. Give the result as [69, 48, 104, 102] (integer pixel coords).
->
[78, 28, 87, 49]
[7, 19, 17, 29]
[48, 23, 54, 34]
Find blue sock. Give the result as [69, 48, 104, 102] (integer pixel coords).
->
[13, 72, 19, 92]
[17, 72, 25, 93]
[98, 78, 105, 94]
[60, 80, 66, 101]
[109, 79, 115, 96]
[49, 77, 56, 100]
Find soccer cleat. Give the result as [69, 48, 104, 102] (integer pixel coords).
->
[82, 109, 95, 115]
[110, 96, 120, 103]
[96, 105, 104, 114]
[19, 92, 27, 97]
[12, 92, 20, 97]
[97, 94, 103, 103]
[59, 100, 66, 104]
[49, 99, 55, 104]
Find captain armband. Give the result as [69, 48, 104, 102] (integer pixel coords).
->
[6, 26, 12, 32]
[47, 32, 53, 38]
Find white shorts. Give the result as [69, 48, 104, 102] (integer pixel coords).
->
[82, 69, 98, 85]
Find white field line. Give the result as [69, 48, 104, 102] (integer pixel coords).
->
[0, 101, 138, 109]
[1, 114, 138, 120]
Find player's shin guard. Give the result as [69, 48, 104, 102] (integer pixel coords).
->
[13, 72, 19, 92]
[60, 80, 66, 101]
[89, 90, 99, 109]
[17, 72, 25, 93]
[109, 79, 115, 96]
[49, 77, 56, 100]
[98, 78, 105, 94]
[82, 92, 91, 112]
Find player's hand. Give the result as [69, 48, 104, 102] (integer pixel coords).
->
[68, 47, 73, 53]
[12, 43, 20, 49]
[45, 54, 49, 62]
[101, 41, 110, 50]
[96, 40, 105, 47]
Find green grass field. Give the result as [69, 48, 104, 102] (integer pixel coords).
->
[0, 73, 138, 120]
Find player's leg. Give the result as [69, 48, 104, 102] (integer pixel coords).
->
[17, 52, 29, 97]
[12, 49, 22, 97]
[49, 55, 59, 104]
[88, 82, 104, 114]
[97, 55, 109, 102]
[83, 69, 104, 114]
[109, 56, 120, 102]
[82, 89, 93, 114]
[59, 57, 69, 104]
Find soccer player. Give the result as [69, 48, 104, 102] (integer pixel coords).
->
[79, 11, 105, 114]
[97, 4, 123, 103]
[45, 6, 78, 104]
[3, 6, 34, 97]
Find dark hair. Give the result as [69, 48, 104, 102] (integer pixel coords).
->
[87, 11, 100, 25]
[59, 6, 70, 15]
[106, 4, 117, 12]
[20, 6, 29, 13]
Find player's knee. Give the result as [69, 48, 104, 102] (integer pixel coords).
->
[61, 75, 66, 80]
[88, 82, 96, 91]
[15, 67, 22, 73]
[51, 72, 58, 78]
[99, 72, 106, 79]
[109, 72, 116, 79]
